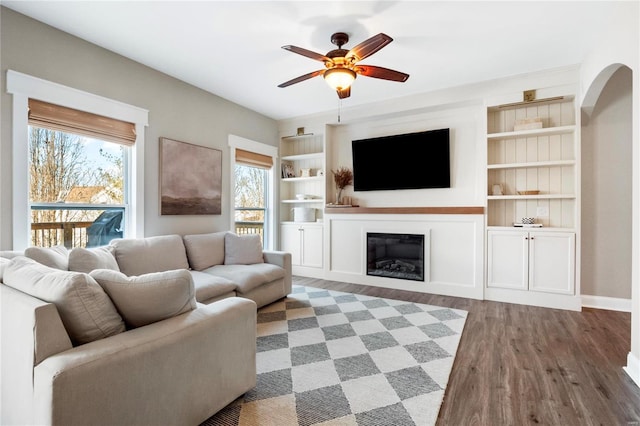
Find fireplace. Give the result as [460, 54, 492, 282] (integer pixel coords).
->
[366, 232, 425, 281]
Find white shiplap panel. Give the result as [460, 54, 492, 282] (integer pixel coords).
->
[538, 167, 550, 194]
[538, 136, 550, 162]
[548, 167, 562, 195]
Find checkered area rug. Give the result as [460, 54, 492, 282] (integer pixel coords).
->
[202, 285, 467, 426]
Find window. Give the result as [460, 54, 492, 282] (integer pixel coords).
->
[27, 99, 134, 248]
[228, 136, 278, 250]
[29, 127, 128, 248]
[7, 70, 148, 250]
[234, 163, 268, 244]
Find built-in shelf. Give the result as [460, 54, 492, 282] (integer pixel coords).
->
[282, 133, 314, 140]
[282, 176, 323, 183]
[487, 125, 575, 140]
[281, 199, 325, 204]
[281, 152, 324, 161]
[487, 194, 575, 200]
[487, 225, 576, 232]
[280, 130, 326, 229]
[487, 160, 575, 169]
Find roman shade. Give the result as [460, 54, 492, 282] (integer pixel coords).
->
[235, 148, 273, 169]
[28, 99, 136, 146]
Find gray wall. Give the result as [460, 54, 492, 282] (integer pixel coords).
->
[0, 7, 278, 249]
[581, 66, 633, 299]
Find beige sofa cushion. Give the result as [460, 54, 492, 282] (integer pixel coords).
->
[110, 234, 189, 276]
[90, 269, 197, 328]
[206, 263, 285, 294]
[68, 246, 120, 273]
[3, 256, 125, 345]
[24, 245, 69, 270]
[224, 233, 264, 265]
[189, 270, 236, 302]
[183, 231, 227, 271]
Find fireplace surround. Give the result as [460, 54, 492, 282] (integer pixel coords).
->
[366, 232, 425, 281]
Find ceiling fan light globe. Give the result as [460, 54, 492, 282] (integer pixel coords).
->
[324, 68, 356, 91]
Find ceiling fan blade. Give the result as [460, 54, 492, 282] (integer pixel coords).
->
[278, 70, 325, 88]
[282, 45, 330, 62]
[337, 87, 351, 99]
[356, 65, 409, 82]
[346, 33, 393, 62]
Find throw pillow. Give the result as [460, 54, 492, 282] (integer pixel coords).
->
[182, 231, 227, 271]
[3, 256, 125, 345]
[90, 269, 197, 328]
[224, 233, 264, 265]
[110, 234, 189, 276]
[68, 246, 120, 273]
[24, 245, 69, 270]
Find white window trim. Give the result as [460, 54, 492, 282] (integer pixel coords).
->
[228, 134, 278, 250]
[6, 70, 148, 250]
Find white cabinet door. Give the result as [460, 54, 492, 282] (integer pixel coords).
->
[487, 230, 528, 290]
[280, 223, 323, 268]
[301, 224, 323, 268]
[281, 224, 302, 266]
[529, 232, 575, 294]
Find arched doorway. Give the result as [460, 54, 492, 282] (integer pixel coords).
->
[581, 65, 633, 308]
[581, 63, 638, 387]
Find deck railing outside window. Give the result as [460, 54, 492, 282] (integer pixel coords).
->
[235, 207, 265, 241]
[30, 206, 264, 248]
[30, 204, 125, 248]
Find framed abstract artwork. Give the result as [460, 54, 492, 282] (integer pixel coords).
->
[159, 137, 222, 215]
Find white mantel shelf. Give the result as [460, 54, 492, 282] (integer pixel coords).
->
[324, 206, 484, 215]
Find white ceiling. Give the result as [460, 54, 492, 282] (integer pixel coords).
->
[2, 1, 622, 120]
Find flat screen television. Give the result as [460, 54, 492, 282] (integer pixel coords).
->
[351, 128, 450, 191]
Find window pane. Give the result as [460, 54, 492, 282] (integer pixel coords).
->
[29, 126, 126, 248]
[234, 164, 266, 240]
[29, 127, 125, 204]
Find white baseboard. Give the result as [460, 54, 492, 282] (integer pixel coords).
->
[581, 294, 632, 312]
[624, 352, 640, 389]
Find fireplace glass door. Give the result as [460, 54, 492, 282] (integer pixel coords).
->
[366, 232, 425, 281]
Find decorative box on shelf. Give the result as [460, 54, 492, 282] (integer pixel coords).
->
[514, 117, 543, 131]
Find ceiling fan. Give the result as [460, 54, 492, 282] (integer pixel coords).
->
[278, 32, 409, 99]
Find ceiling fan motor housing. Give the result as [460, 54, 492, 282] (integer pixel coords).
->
[330, 32, 349, 48]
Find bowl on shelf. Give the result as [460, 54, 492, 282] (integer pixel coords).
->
[517, 190, 540, 195]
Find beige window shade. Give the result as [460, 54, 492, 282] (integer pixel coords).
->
[235, 148, 273, 169]
[28, 99, 136, 146]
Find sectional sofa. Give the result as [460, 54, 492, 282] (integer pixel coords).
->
[0, 231, 292, 425]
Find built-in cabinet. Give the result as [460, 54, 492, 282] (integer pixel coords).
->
[485, 90, 581, 310]
[280, 223, 323, 269]
[279, 130, 326, 275]
[487, 230, 575, 294]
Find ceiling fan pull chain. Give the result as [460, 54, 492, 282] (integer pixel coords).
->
[338, 99, 342, 123]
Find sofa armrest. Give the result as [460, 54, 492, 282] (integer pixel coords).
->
[1, 284, 73, 425]
[32, 297, 257, 426]
[263, 250, 292, 295]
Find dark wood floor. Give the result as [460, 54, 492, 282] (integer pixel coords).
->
[294, 276, 640, 425]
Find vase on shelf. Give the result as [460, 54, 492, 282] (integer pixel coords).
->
[336, 189, 343, 205]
